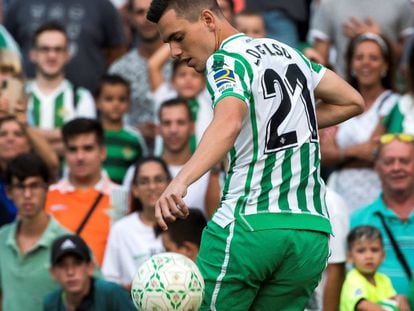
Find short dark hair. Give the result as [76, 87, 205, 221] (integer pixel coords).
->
[147, 0, 221, 23]
[32, 21, 68, 48]
[5, 152, 50, 184]
[130, 156, 171, 212]
[62, 118, 104, 146]
[94, 74, 131, 99]
[347, 225, 383, 251]
[158, 97, 193, 122]
[155, 208, 207, 247]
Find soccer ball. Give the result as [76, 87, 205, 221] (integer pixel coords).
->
[131, 252, 205, 311]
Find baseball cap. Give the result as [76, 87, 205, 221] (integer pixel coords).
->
[51, 234, 91, 265]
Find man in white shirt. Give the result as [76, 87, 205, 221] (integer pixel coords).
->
[27, 22, 96, 155]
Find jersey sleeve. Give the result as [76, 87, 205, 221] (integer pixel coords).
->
[205, 52, 252, 109]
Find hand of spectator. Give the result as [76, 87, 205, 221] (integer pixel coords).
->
[343, 17, 381, 38]
[350, 139, 379, 163]
[395, 295, 411, 311]
[155, 179, 189, 231]
[303, 47, 326, 65]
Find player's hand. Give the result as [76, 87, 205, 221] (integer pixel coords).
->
[155, 180, 189, 231]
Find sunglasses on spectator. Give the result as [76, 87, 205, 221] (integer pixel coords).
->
[380, 133, 414, 144]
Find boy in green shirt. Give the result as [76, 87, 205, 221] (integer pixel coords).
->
[96, 74, 147, 184]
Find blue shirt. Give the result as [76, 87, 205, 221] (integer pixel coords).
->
[351, 195, 414, 294]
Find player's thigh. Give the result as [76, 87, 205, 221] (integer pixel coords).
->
[250, 230, 329, 311]
[196, 221, 285, 311]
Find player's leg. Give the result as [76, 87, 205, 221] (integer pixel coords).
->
[196, 221, 291, 310]
[197, 221, 259, 310]
[249, 230, 329, 311]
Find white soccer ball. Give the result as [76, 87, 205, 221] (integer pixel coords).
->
[131, 252, 205, 311]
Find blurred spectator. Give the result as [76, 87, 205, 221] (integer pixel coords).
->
[109, 0, 171, 146]
[234, 10, 266, 39]
[158, 98, 220, 218]
[307, 188, 349, 311]
[0, 153, 69, 311]
[245, 0, 308, 48]
[306, 0, 414, 76]
[340, 226, 409, 311]
[45, 234, 135, 310]
[4, 0, 125, 92]
[26, 22, 96, 156]
[0, 113, 59, 226]
[379, 46, 414, 135]
[96, 74, 147, 184]
[155, 208, 207, 262]
[147, 44, 212, 154]
[351, 134, 414, 296]
[45, 118, 128, 266]
[217, 0, 235, 25]
[0, 25, 20, 56]
[102, 157, 167, 290]
[322, 33, 399, 212]
[0, 48, 22, 81]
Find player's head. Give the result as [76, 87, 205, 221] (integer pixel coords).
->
[347, 226, 384, 277]
[158, 98, 194, 154]
[30, 21, 70, 79]
[130, 156, 171, 212]
[96, 74, 131, 125]
[234, 10, 266, 38]
[50, 234, 94, 296]
[147, 0, 233, 73]
[345, 32, 395, 92]
[172, 59, 205, 99]
[155, 208, 206, 262]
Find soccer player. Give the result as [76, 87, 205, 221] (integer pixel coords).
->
[147, 0, 365, 309]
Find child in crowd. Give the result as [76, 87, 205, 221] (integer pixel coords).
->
[155, 208, 207, 262]
[96, 74, 147, 184]
[340, 226, 410, 311]
[148, 44, 213, 154]
[45, 234, 135, 310]
[234, 10, 266, 38]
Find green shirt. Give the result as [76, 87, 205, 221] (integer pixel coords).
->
[43, 277, 136, 310]
[103, 126, 147, 184]
[0, 217, 69, 311]
[340, 268, 396, 311]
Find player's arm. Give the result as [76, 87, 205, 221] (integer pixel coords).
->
[155, 97, 247, 230]
[315, 68, 364, 128]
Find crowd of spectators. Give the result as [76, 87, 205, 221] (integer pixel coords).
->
[0, 0, 414, 310]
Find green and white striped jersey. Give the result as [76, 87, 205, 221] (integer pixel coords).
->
[206, 34, 331, 233]
[26, 80, 96, 129]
